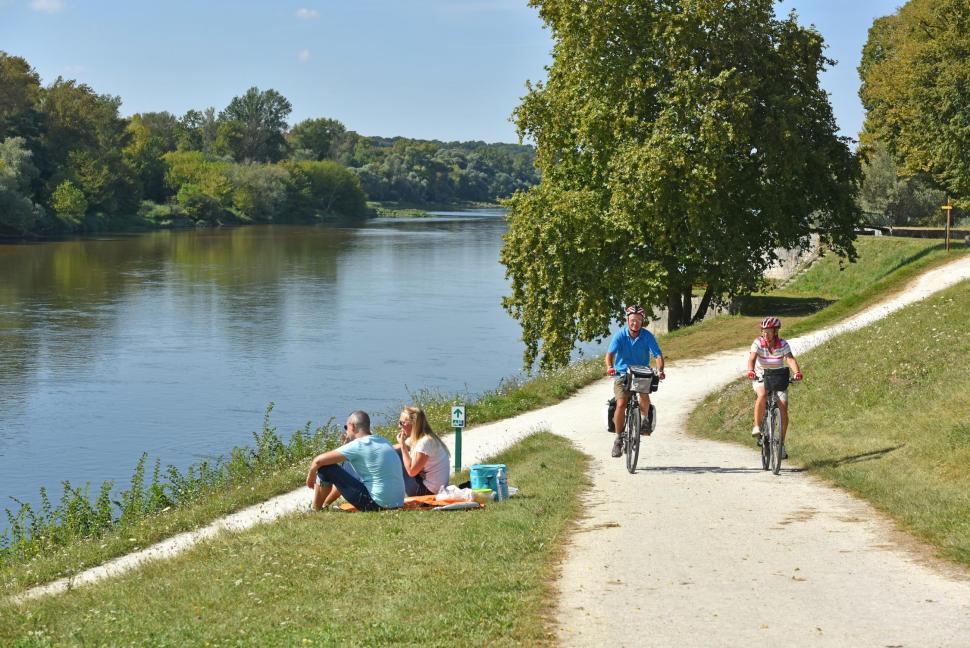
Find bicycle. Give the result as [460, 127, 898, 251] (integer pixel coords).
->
[757, 367, 793, 475]
[620, 365, 658, 474]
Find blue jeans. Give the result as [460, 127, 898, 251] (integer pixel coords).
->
[316, 463, 383, 511]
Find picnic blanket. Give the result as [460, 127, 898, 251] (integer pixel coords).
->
[337, 495, 483, 512]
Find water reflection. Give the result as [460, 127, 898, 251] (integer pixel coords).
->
[2, 211, 598, 518]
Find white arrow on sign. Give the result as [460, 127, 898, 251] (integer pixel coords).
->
[451, 405, 466, 428]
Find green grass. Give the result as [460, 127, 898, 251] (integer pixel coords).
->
[687, 280, 970, 565]
[1, 432, 587, 647]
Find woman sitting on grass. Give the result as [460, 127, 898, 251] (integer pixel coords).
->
[395, 406, 451, 496]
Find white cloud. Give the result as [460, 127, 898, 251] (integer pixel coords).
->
[295, 8, 319, 20]
[297, 49, 311, 63]
[30, 0, 64, 13]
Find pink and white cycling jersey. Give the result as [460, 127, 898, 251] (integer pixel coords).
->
[750, 336, 792, 374]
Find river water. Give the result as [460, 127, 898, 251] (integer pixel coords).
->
[0, 209, 604, 518]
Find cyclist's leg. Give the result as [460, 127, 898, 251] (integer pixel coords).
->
[612, 379, 628, 456]
[637, 392, 651, 418]
[613, 379, 628, 435]
[752, 382, 767, 435]
[777, 390, 790, 441]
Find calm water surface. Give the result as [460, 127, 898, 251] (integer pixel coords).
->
[0, 210, 602, 516]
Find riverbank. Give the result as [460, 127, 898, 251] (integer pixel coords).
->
[3, 236, 964, 598]
[368, 200, 502, 218]
[6, 250, 970, 646]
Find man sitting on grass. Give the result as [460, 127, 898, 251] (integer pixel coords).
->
[305, 410, 405, 511]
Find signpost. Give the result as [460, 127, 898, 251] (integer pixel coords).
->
[943, 198, 954, 251]
[451, 405, 465, 471]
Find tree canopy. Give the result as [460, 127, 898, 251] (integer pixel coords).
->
[219, 87, 292, 163]
[501, 0, 861, 370]
[859, 0, 970, 209]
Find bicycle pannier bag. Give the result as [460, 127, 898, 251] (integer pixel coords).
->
[627, 365, 658, 393]
[762, 367, 790, 393]
[606, 398, 617, 431]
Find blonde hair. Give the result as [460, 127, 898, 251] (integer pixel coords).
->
[401, 406, 450, 458]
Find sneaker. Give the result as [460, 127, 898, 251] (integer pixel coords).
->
[751, 425, 761, 438]
[611, 436, 623, 458]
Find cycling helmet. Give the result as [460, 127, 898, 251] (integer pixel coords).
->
[760, 316, 781, 329]
[625, 304, 645, 316]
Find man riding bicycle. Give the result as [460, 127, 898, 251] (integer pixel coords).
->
[746, 317, 803, 449]
[606, 304, 665, 458]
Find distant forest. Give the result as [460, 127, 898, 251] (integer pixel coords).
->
[0, 51, 539, 238]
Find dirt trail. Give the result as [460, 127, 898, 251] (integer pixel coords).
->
[16, 256, 970, 648]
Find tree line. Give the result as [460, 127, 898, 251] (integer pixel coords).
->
[857, 0, 968, 226]
[0, 52, 538, 238]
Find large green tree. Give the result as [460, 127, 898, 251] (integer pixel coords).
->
[124, 111, 179, 202]
[859, 0, 969, 209]
[288, 117, 346, 161]
[0, 52, 44, 144]
[0, 137, 45, 236]
[219, 87, 292, 163]
[40, 78, 139, 219]
[501, 0, 861, 369]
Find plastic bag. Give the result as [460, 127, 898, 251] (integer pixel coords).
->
[435, 484, 474, 502]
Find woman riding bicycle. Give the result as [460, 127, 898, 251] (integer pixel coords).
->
[746, 317, 803, 447]
[606, 304, 665, 458]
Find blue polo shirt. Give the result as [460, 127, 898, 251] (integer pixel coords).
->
[608, 327, 663, 373]
[337, 435, 405, 509]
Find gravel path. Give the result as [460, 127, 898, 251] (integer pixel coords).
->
[16, 255, 970, 648]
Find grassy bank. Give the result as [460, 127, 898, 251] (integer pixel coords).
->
[1, 432, 586, 647]
[0, 360, 602, 597]
[658, 237, 968, 362]
[687, 280, 970, 565]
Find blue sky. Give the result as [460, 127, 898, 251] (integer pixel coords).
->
[1, 0, 901, 143]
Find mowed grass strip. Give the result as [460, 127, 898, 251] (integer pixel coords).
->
[1, 432, 587, 647]
[687, 280, 970, 565]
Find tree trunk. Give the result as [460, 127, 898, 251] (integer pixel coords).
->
[667, 284, 685, 331]
[691, 285, 715, 324]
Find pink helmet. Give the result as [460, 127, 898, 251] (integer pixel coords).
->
[760, 316, 781, 329]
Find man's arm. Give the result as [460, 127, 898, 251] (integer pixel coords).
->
[605, 351, 617, 375]
[305, 449, 345, 489]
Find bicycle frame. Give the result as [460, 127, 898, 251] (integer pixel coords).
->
[757, 372, 790, 475]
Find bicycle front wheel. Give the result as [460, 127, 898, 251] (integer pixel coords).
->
[760, 418, 770, 471]
[770, 406, 783, 475]
[625, 404, 641, 474]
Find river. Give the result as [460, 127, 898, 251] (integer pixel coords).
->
[0, 209, 604, 520]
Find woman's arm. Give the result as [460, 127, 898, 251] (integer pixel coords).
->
[404, 451, 429, 477]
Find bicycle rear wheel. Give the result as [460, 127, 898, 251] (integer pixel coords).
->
[625, 404, 641, 474]
[770, 406, 783, 475]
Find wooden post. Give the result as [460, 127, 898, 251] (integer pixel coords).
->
[942, 198, 953, 251]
